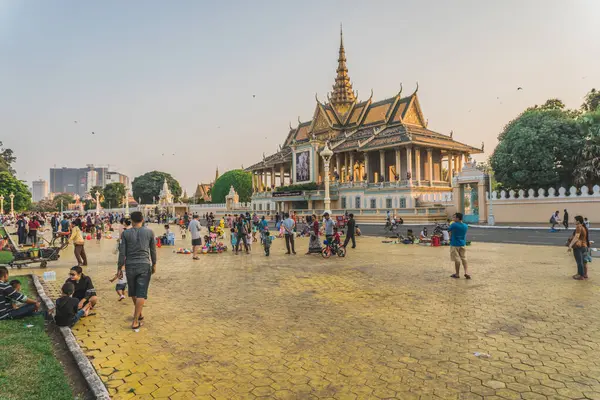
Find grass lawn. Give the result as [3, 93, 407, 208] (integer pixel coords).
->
[0, 276, 75, 400]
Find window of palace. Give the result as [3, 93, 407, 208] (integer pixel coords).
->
[386, 198, 392, 209]
[370, 198, 376, 209]
[253, 203, 256, 210]
[267, 203, 271, 211]
[355, 196, 361, 209]
[259, 203, 263, 211]
[400, 197, 407, 208]
[341, 197, 347, 209]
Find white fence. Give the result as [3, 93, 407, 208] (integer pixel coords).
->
[489, 185, 600, 200]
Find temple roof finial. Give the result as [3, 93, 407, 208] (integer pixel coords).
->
[329, 24, 356, 108]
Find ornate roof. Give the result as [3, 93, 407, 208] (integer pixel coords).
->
[246, 30, 482, 172]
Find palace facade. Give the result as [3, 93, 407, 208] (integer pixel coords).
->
[247, 29, 482, 216]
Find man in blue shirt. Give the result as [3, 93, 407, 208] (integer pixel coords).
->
[448, 212, 470, 279]
[323, 212, 335, 245]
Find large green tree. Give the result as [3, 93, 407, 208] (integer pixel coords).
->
[574, 109, 600, 185]
[0, 141, 17, 175]
[102, 182, 126, 208]
[0, 171, 31, 213]
[490, 107, 583, 189]
[211, 169, 252, 203]
[132, 171, 182, 204]
[52, 193, 74, 212]
[582, 88, 600, 112]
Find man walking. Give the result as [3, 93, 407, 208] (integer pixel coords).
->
[448, 212, 470, 279]
[188, 214, 202, 260]
[282, 213, 296, 255]
[563, 209, 569, 230]
[343, 213, 356, 249]
[0, 267, 40, 320]
[118, 211, 156, 330]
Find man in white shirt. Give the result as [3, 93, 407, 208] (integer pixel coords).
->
[188, 214, 202, 260]
[282, 213, 296, 255]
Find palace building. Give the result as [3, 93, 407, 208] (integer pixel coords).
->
[247, 28, 482, 217]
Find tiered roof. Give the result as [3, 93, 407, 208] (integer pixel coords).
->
[247, 29, 481, 171]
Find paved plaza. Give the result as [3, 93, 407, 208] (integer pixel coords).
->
[31, 227, 600, 400]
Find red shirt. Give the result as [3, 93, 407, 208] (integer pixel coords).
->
[28, 220, 40, 230]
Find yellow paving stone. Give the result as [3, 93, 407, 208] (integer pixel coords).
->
[150, 385, 176, 398]
[28, 234, 600, 400]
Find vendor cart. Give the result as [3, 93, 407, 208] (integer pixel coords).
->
[0, 225, 68, 269]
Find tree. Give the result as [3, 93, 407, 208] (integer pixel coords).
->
[102, 182, 126, 208]
[0, 142, 17, 175]
[52, 193, 74, 212]
[132, 171, 182, 204]
[582, 88, 600, 112]
[210, 169, 252, 203]
[0, 172, 31, 213]
[490, 108, 583, 189]
[574, 109, 600, 185]
[30, 199, 59, 212]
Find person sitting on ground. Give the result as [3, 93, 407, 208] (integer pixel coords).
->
[66, 266, 97, 317]
[9, 280, 22, 309]
[419, 227, 431, 243]
[406, 229, 416, 243]
[441, 229, 450, 245]
[54, 282, 85, 327]
[161, 224, 172, 244]
[0, 266, 41, 320]
[355, 225, 362, 236]
[109, 268, 127, 301]
[263, 229, 272, 257]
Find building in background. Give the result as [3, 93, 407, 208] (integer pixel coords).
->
[49, 165, 129, 197]
[193, 167, 219, 203]
[32, 180, 49, 202]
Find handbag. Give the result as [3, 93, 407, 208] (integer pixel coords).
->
[584, 248, 593, 263]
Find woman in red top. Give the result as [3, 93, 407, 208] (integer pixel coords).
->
[28, 216, 41, 246]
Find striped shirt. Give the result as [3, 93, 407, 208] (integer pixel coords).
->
[0, 281, 27, 320]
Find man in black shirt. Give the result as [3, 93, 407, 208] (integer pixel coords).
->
[66, 266, 97, 316]
[343, 213, 357, 249]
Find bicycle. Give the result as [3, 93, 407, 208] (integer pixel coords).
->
[321, 238, 346, 258]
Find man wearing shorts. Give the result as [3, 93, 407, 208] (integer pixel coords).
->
[118, 211, 156, 330]
[188, 214, 202, 260]
[448, 212, 470, 279]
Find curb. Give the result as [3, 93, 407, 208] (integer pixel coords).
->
[32, 275, 111, 400]
[469, 225, 600, 231]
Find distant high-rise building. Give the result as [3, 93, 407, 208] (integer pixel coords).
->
[49, 165, 129, 197]
[32, 180, 49, 202]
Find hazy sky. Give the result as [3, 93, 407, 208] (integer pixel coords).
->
[1, 0, 598, 193]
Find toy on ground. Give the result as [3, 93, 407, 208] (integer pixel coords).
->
[202, 232, 228, 254]
[176, 248, 192, 254]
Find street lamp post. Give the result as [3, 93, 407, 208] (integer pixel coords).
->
[320, 143, 334, 215]
[0, 195, 4, 215]
[124, 191, 130, 218]
[95, 191, 101, 215]
[487, 168, 495, 226]
[9, 193, 15, 217]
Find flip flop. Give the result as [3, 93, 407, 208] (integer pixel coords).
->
[464, 274, 472, 280]
[450, 274, 460, 279]
[132, 321, 143, 330]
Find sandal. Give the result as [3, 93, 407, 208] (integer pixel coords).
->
[132, 321, 143, 330]
[573, 276, 585, 280]
[450, 274, 460, 279]
[464, 274, 471, 280]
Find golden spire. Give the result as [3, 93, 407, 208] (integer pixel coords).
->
[215, 166, 219, 182]
[329, 24, 356, 107]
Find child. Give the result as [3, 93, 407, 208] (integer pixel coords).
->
[246, 231, 252, 252]
[263, 229, 272, 256]
[252, 225, 258, 243]
[230, 228, 237, 250]
[95, 224, 102, 243]
[332, 227, 342, 247]
[9, 279, 22, 309]
[109, 269, 127, 301]
[355, 225, 362, 236]
[54, 282, 85, 327]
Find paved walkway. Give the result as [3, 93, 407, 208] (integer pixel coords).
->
[28, 226, 600, 399]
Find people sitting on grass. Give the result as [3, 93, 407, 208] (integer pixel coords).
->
[0, 266, 41, 320]
[54, 282, 86, 327]
[9, 279, 22, 309]
[66, 266, 97, 318]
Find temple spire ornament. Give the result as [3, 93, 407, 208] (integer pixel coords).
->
[329, 24, 356, 108]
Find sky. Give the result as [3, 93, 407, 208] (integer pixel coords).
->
[1, 0, 599, 194]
